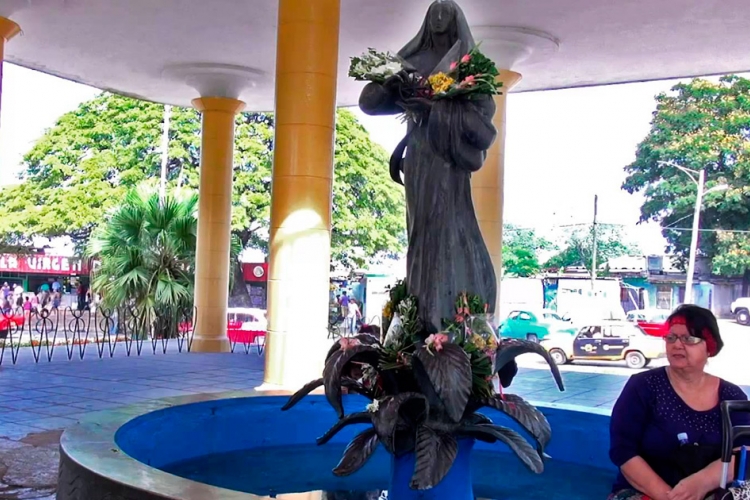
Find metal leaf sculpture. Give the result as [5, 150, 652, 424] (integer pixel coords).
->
[495, 338, 565, 391]
[371, 393, 429, 453]
[410, 425, 458, 490]
[457, 424, 543, 473]
[323, 343, 380, 418]
[282, 377, 374, 412]
[281, 377, 323, 411]
[326, 333, 381, 361]
[332, 427, 380, 477]
[412, 342, 472, 422]
[317, 412, 373, 445]
[281, 291, 566, 490]
[471, 394, 551, 456]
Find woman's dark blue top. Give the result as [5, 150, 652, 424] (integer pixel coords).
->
[609, 367, 749, 492]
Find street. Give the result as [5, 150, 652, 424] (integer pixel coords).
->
[516, 319, 750, 386]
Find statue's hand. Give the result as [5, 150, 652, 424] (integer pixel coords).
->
[400, 97, 434, 113]
[383, 70, 408, 91]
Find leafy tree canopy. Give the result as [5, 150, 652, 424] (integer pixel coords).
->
[621, 75, 750, 276]
[543, 225, 639, 272]
[501, 224, 553, 277]
[0, 93, 406, 269]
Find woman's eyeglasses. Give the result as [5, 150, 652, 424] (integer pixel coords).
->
[664, 333, 703, 345]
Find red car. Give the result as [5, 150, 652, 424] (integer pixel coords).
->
[178, 307, 267, 345]
[626, 309, 670, 337]
[0, 313, 26, 338]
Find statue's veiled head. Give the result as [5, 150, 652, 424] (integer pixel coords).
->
[398, 0, 475, 65]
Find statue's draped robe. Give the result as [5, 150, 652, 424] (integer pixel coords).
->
[360, 39, 497, 332]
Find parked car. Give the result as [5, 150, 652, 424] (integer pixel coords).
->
[498, 310, 577, 343]
[730, 298, 750, 325]
[226, 307, 267, 344]
[179, 307, 267, 344]
[540, 321, 666, 369]
[625, 308, 670, 337]
[0, 313, 25, 339]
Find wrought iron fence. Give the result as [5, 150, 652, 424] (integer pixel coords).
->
[0, 305, 202, 365]
[327, 314, 383, 341]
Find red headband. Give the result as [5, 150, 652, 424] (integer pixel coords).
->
[669, 315, 718, 357]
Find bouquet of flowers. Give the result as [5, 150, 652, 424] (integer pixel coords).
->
[427, 45, 503, 99]
[349, 48, 409, 84]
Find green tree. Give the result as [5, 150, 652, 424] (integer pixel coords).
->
[621, 75, 750, 280]
[502, 224, 553, 277]
[544, 225, 639, 271]
[88, 187, 198, 311]
[89, 185, 242, 318]
[0, 93, 405, 268]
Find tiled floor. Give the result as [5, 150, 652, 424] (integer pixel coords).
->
[0, 346, 748, 440]
[0, 347, 266, 439]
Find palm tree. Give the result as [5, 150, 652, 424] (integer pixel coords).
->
[88, 185, 242, 319]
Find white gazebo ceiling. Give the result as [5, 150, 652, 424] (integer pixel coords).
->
[2, 0, 750, 111]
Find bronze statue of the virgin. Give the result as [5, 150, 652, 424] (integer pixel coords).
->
[358, 0, 497, 333]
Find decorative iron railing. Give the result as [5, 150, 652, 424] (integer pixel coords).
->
[0, 305, 201, 365]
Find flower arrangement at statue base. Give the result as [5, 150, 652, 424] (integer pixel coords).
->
[282, 285, 565, 497]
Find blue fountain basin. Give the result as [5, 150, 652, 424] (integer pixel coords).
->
[114, 394, 617, 499]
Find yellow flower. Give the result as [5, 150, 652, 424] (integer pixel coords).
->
[471, 334, 486, 350]
[383, 302, 393, 319]
[428, 72, 455, 94]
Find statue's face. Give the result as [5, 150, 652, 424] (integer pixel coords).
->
[428, 2, 455, 35]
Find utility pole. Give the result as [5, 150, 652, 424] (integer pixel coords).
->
[684, 169, 705, 304]
[159, 105, 171, 204]
[591, 194, 598, 291]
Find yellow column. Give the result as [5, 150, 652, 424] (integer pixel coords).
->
[0, 17, 21, 123]
[264, 0, 340, 388]
[471, 70, 522, 316]
[191, 96, 245, 353]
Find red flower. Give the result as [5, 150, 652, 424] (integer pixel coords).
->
[461, 54, 471, 63]
[425, 333, 449, 352]
[450, 61, 458, 71]
[339, 337, 361, 351]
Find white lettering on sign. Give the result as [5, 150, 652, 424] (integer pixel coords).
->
[0, 254, 86, 275]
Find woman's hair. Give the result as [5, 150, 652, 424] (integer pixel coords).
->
[667, 304, 724, 356]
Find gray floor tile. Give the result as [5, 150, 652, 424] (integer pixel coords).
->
[0, 399, 53, 411]
[0, 422, 42, 439]
[28, 416, 78, 431]
[68, 400, 124, 412]
[0, 409, 49, 423]
[30, 405, 83, 417]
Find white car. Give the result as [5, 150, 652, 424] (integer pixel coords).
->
[540, 321, 666, 369]
[730, 298, 750, 326]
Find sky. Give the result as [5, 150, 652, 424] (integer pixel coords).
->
[0, 62, 704, 256]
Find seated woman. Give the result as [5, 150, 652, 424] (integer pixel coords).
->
[609, 304, 748, 500]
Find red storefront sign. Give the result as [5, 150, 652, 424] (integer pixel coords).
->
[242, 262, 268, 282]
[0, 254, 90, 275]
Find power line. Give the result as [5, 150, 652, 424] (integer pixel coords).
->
[666, 227, 750, 234]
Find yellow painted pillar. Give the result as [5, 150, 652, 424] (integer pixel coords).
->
[191, 96, 245, 353]
[0, 17, 21, 123]
[264, 0, 340, 388]
[471, 70, 523, 316]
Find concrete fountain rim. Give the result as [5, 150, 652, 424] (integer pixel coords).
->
[59, 389, 612, 500]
